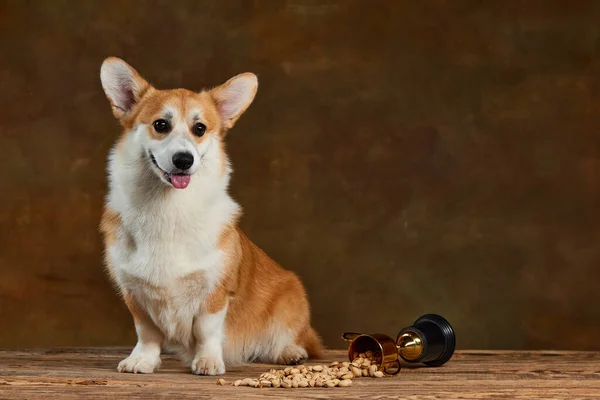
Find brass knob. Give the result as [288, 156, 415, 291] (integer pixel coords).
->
[396, 330, 424, 361]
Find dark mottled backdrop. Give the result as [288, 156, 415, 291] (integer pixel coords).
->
[1, 0, 599, 350]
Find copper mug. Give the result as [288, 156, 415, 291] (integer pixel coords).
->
[342, 314, 456, 376]
[342, 332, 402, 375]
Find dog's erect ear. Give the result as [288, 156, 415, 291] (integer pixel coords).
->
[210, 73, 258, 130]
[100, 57, 150, 119]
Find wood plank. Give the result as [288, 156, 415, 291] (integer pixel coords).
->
[1, 349, 599, 399]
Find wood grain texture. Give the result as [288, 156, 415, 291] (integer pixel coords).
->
[1, 349, 599, 399]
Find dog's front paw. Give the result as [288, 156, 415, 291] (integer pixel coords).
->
[191, 355, 225, 376]
[118, 354, 161, 374]
[277, 344, 308, 365]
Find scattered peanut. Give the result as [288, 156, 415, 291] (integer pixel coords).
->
[219, 350, 390, 389]
[369, 364, 378, 377]
[338, 379, 353, 387]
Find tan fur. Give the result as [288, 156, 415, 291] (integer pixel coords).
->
[99, 58, 323, 374]
[123, 292, 156, 331]
[223, 229, 324, 360]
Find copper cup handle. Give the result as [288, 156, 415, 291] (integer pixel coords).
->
[342, 332, 361, 342]
[384, 358, 401, 376]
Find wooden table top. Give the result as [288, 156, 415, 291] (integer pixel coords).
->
[1, 348, 599, 399]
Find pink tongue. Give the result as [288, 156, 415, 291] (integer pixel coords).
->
[171, 174, 191, 189]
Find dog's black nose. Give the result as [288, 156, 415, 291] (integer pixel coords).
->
[172, 152, 194, 170]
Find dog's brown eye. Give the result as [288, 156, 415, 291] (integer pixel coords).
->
[153, 119, 170, 134]
[193, 122, 206, 137]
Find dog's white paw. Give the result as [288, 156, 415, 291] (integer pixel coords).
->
[117, 354, 161, 374]
[191, 355, 225, 376]
[277, 344, 308, 365]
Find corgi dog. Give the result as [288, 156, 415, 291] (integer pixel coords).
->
[99, 57, 323, 375]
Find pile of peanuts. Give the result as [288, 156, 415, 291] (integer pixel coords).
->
[216, 351, 386, 388]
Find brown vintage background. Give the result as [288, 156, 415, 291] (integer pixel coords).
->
[1, 0, 599, 351]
